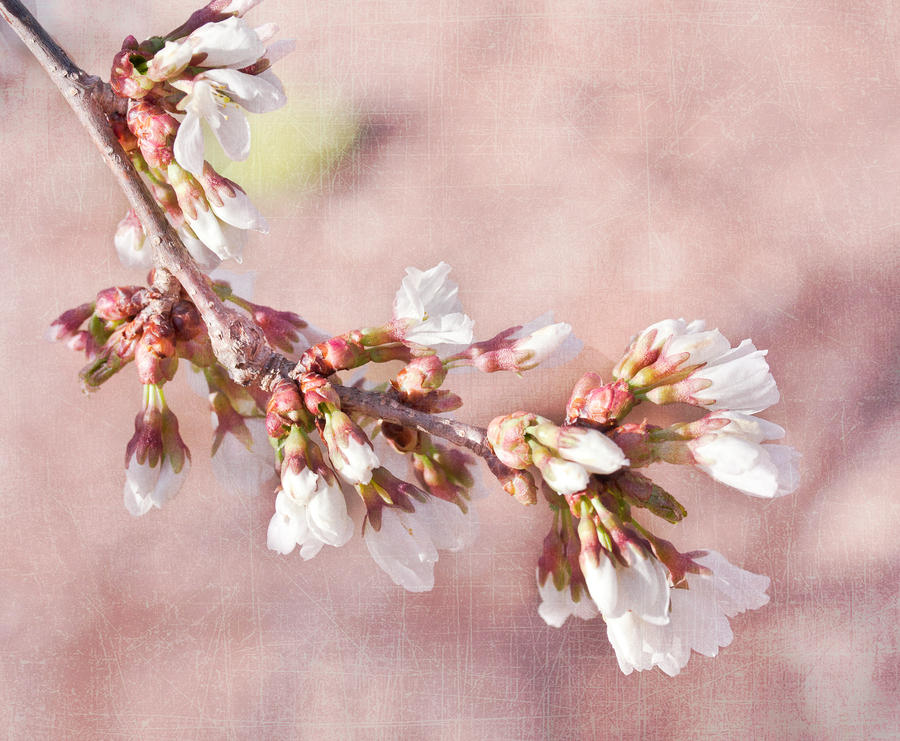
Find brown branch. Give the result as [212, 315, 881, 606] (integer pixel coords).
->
[0, 0, 499, 466]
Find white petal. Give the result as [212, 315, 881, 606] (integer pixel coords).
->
[306, 484, 354, 547]
[202, 67, 286, 113]
[614, 545, 671, 625]
[540, 457, 589, 496]
[150, 457, 189, 509]
[364, 507, 438, 592]
[556, 427, 628, 474]
[281, 466, 319, 505]
[404, 313, 475, 347]
[331, 437, 380, 486]
[173, 111, 205, 176]
[582, 554, 619, 616]
[147, 40, 193, 81]
[125, 458, 160, 500]
[418, 496, 476, 552]
[694, 436, 793, 498]
[700, 340, 780, 413]
[266, 511, 299, 555]
[123, 480, 154, 517]
[114, 213, 152, 269]
[189, 17, 265, 69]
[207, 186, 268, 232]
[177, 225, 222, 270]
[208, 104, 252, 162]
[514, 322, 577, 370]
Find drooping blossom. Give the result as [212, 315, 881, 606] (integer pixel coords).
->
[168, 162, 268, 262]
[536, 571, 599, 628]
[577, 510, 671, 626]
[272, 425, 355, 553]
[210, 407, 276, 497]
[123, 384, 191, 516]
[363, 494, 474, 592]
[320, 408, 380, 485]
[604, 550, 770, 676]
[392, 262, 475, 347]
[687, 411, 800, 498]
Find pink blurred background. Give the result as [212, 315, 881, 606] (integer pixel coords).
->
[1, 1, 898, 738]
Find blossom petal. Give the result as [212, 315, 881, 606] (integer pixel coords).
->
[202, 67, 286, 113]
[173, 111, 205, 176]
[306, 484, 354, 547]
[190, 17, 266, 69]
[364, 507, 438, 592]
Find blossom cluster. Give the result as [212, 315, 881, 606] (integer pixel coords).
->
[109, 0, 287, 268]
[509, 319, 799, 676]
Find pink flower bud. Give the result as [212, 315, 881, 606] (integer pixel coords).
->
[48, 303, 94, 342]
[566, 376, 636, 428]
[486, 411, 539, 469]
[265, 379, 309, 438]
[298, 373, 341, 416]
[127, 100, 179, 169]
[94, 286, 144, 321]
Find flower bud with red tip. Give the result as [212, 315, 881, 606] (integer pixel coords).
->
[48, 303, 94, 342]
[486, 411, 538, 469]
[127, 100, 179, 169]
[94, 286, 145, 322]
[566, 374, 635, 428]
[298, 373, 341, 416]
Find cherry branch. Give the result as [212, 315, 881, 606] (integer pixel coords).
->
[0, 0, 494, 459]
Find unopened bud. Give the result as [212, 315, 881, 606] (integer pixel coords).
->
[612, 470, 687, 523]
[485, 454, 537, 505]
[95, 286, 144, 321]
[48, 303, 94, 342]
[298, 372, 341, 415]
[486, 411, 539, 469]
[127, 100, 179, 169]
[566, 375, 636, 427]
[265, 379, 310, 437]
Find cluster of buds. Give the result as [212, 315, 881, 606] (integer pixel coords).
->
[49, 274, 310, 511]
[486, 318, 798, 676]
[108, 0, 288, 269]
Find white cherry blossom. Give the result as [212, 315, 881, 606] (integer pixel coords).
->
[690, 411, 800, 498]
[604, 550, 770, 676]
[114, 210, 153, 269]
[124, 454, 190, 517]
[536, 571, 599, 628]
[393, 262, 475, 347]
[364, 496, 475, 592]
[581, 544, 671, 625]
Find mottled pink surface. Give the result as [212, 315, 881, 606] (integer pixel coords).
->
[1, 1, 898, 738]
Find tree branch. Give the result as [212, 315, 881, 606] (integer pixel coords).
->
[1, 0, 496, 464]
